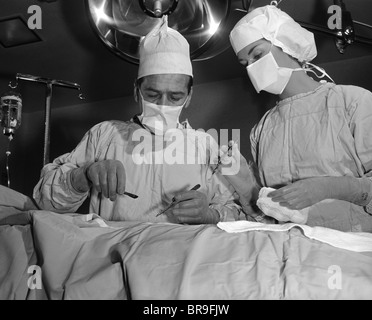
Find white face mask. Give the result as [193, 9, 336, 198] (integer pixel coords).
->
[138, 91, 189, 135]
[247, 51, 302, 95]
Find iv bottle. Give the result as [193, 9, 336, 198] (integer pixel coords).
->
[0, 91, 22, 137]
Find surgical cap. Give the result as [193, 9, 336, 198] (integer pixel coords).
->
[138, 15, 193, 79]
[229, 5, 317, 63]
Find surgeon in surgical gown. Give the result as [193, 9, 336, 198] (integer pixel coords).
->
[225, 5, 372, 232]
[33, 16, 244, 224]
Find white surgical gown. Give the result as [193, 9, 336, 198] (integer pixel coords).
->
[33, 118, 243, 223]
[250, 83, 372, 232]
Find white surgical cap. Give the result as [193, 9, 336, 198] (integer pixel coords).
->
[138, 15, 193, 79]
[229, 5, 317, 63]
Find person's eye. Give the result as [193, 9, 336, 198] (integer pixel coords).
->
[170, 95, 184, 102]
[145, 93, 159, 100]
[248, 46, 268, 65]
[250, 52, 263, 64]
[254, 52, 262, 60]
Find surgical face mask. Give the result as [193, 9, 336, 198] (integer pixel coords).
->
[138, 90, 188, 135]
[247, 51, 302, 95]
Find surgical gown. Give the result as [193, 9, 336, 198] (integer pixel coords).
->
[33, 118, 243, 223]
[250, 83, 372, 232]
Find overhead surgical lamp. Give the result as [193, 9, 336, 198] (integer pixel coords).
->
[86, 0, 249, 64]
[138, 0, 179, 18]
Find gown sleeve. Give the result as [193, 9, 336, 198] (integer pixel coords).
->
[345, 86, 372, 175]
[198, 131, 246, 221]
[341, 85, 372, 213]
[33, 121, 114, 213]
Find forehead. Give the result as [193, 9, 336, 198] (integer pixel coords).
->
[140, 74, 189, 92]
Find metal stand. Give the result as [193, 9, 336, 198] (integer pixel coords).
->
[5, 136, 12, 188]
[15, 73, 82, 166]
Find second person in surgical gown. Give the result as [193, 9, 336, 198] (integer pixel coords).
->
[225, 5, 372, 232]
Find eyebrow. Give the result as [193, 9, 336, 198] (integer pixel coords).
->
[143, 88, 160, 93]
[170, 91, 186, 96]
[248, 43, 260, 56]
[238, 43, 260, 64]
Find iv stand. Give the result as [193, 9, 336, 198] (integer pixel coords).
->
[15, 73, 82, 166]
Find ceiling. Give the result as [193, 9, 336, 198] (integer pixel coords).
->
[1, 0, 372, 113]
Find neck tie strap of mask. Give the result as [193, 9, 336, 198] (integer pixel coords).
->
[301, 62, 335, 83]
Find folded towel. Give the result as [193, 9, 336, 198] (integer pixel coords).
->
[256, 187, 309, 224]
[72, 213, 110, 228]
[217, 221, 372, 253]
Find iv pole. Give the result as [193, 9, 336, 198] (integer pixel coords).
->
[15, 73, 83, 166]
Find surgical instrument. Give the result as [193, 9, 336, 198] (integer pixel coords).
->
[156, 184, 201, 217]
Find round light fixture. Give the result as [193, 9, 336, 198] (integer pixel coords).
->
[86, 0, 236, 64]
[138, 0, 179, 18]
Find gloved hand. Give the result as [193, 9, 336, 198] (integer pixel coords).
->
[169, 190, 220, 224]
[268, 176, 372, 210]
[257, 187, 309, 224]
[213, 141, 258, 196]
[212, 141, 263, 221]
[71, 160, 126, 201]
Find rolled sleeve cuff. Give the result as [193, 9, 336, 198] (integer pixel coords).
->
[209, 203, 245, 222]
[66, 169, 90, 197]
[363, 177, 372, 215]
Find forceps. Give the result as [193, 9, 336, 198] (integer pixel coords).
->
[156, 184, 201, 217]
[211, 139, 240, 176]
